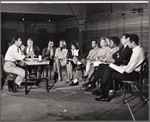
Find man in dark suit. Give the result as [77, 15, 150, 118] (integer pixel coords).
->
[85, 34, 132, 92]
[22, 38, 41, 74]
[23, 38, 40, 58]
[37, 40, 56, 85]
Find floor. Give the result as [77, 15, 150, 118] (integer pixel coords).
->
[1, 70, 149, 121]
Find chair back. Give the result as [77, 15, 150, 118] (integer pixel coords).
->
[139, 57, 147, 82]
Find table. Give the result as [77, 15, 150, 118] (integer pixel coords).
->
[24, 58, 50, 94]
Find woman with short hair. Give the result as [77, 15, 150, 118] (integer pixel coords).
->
[66, 40, 82, 85]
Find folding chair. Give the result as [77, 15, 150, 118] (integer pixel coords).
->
[121, 57, 147, 104]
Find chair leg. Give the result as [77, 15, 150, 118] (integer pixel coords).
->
[49, 65, 52, 80]
[128, 84, 132, 94]
[123, 83, 126, 104]
[113, 80, 116, 95]
[137, 82, 143, 101]
[13, 79, 16, 92]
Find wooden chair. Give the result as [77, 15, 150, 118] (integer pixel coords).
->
[121, 57, 147, 104]
[5, 73, 17, 92]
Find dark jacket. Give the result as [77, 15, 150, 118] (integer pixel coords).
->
[23, 46, 41, 57]
[42, 47, 56, 60]
[113, 45, 132, 66]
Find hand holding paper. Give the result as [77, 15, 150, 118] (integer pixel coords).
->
[109, 63, 125, 74]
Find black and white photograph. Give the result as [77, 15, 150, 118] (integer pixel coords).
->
[1, 1, 149, 121]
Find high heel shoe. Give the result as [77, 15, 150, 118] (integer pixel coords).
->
[69, 82, 79, 86]
[82, 81, 91, 87]
[81, 75, 88, 79]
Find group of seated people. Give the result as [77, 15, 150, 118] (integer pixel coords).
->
[1, 33, 146, 102]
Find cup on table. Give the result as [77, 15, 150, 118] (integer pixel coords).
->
[38, 55, 42, 61]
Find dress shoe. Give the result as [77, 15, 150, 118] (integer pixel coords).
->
[95, 95, 108, 101]
[69, 82, 79, 86]
[85, 85, 96, 91]
[14, 84, 19, 92]
[101, 97, 112, 102]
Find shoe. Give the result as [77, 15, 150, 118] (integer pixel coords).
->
[101, 97, 112, 102]
[95, 95, 108, 101]
[82, 81, 91, 87]
[85, 85, 96, 91]
[69, 82, 79, 86]
[66, 80, 72, 84]
[14, 84, 19, 92]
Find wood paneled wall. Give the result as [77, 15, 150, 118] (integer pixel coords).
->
[85, 9, 149, 56]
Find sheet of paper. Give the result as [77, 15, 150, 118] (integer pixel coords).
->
[109, 63, 124, 74]
[93, 61, 106, 67]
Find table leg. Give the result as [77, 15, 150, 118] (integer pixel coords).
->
[25, 65, 28, 95]
[46, 64, 49, 92]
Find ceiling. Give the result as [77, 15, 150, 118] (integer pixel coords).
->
[1, 12, 75, 22]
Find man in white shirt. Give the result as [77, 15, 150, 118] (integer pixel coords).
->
[3, 37, 27, 92]
[95, 33, 145, 101]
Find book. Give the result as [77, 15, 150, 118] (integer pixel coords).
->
[109, 63, 124, 74]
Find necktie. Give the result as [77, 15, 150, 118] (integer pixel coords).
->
[28, 48, 31, 54]
[17, 48, 19, 53]
[121, 46, 125, 52]
[50, 47, 54, 57]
